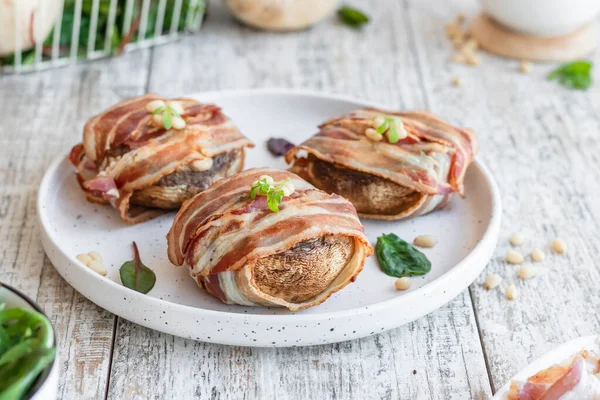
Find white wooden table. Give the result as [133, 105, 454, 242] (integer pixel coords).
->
[1, 0, 600, 398]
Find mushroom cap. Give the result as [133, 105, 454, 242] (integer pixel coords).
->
[130, 149, 243, 209]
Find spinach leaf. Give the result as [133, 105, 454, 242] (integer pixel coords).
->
[119, 242, 156, 294]
[375, 233, 431, 278]
[338, 6, 369, 28]
[547, 60, 593, 90]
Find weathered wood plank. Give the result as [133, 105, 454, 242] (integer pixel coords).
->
[108, 292, 490, 400]
[107, 1, 492, 399]
[0, 50, 152, 399]
[407, 0, 600, 392]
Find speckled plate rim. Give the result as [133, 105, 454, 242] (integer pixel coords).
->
[37, 88, 502, 346]
[493, 335, 600, 399]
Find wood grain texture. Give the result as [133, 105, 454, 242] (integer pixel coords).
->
[407, 0, 600, 392]
[106, 1, 492, 399]
[108, 292, 490, 400]
[0, 50, 152, 399]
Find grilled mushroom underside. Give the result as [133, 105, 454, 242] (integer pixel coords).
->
[301, 154, 424, 217]
[252, 235, 355, 303]
[130, 149, 243, 209]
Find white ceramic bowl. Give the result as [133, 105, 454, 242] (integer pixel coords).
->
[0, 284, 59, 400]
[480, 0, 600, 37]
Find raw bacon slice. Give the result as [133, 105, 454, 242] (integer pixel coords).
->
[69, 94, 254, 223]
[285, 108, 477, 220]
[166, 168, 373, 311]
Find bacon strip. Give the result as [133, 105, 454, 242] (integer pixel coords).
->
[166, 168, 373, 311]
[285, 108, 477, 220]
[69, 94, 254, 223]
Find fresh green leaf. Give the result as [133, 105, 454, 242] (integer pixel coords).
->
[386, 118, 400, 144]
[267, 188, 284, 212]
[162, 107, 173, 130]
[119, 242, 156, 294]
[338, 5, 370, 27]
[152, 106, 165, 115]
[168, 105, 180, 118]
[375, 117, 389, 134]
[547, 60, 593, 90]
[375, 233, 431, 278]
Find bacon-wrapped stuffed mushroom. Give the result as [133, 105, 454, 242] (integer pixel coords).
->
[285, 108, 477, 220]
[69, 94, 253, 223]
[166, 168, 373, 311]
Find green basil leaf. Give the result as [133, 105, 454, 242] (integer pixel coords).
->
[152, 106, 165, 115]
[338, 5, 369, 27]
[119, 242, 156, 294]
[168, 105, 181, 118]
[547, 60, 593, 90]
[375, 118, 389, 134]
[267, 188, 284, 212]
[386, 118, 400, 144]
[375, 233, 431, 278]
[162, 108, 173, 130]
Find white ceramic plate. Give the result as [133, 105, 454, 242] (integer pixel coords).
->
[494, 335, 600, 399]
[38, 89, 501, 347]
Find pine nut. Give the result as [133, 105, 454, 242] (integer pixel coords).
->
[466, 54, 480, 66]
[531, 248, 545, 262]
[87, 260, 107, 276]
[76, 254, 92, 266]
[413, 235, 437, 248]
[190, 158, 214, 171]
[505, 249, 524, 264]
[88, 251, 102, 262]
[152, 114, 163, 126]
[373, 115, 386, 128]
[510, 232, 524, 246]
[519, 61, 532, 73]
[365, 128, 383, 142]
[460, 38, 478, 53]
[145, 99, 165, 113]
[450, 53, 466, 64]
[395, 277, 412, 290]
[167, 101, 185, 115]
[172, 116, 186, 130]
[552, 238, 567, 254]
[452, 77, 463, 87]
[281, 182, 295, 196]
[505, 284, 518, 300]
[483, 274, 502, 290]
[392, 119, 408, 140]
[518, 265, 538, 279]
[258, 175, 275, 184]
